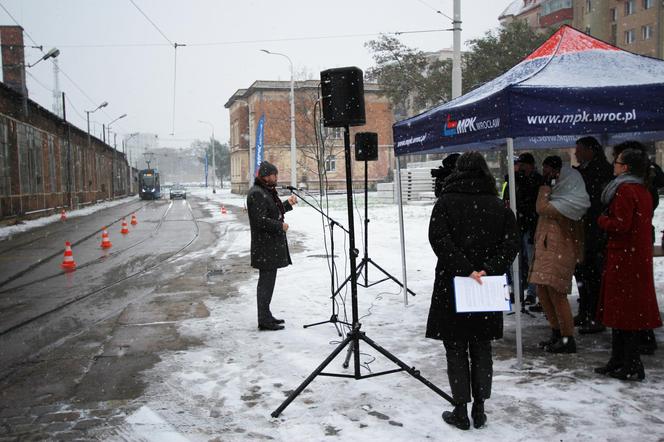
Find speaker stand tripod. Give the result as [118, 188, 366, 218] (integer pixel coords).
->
[271, 125, 452, 418]
[357, 158, 416, 296]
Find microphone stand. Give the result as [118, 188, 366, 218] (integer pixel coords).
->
[285, 187, 352, 336]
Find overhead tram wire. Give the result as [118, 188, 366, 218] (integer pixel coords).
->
[128, 0, 181, 135]
[48, 28, 453, 49]
[0, 1, 128, 134]
[128, 0, 173, 46]
[414, 0, 455, 21]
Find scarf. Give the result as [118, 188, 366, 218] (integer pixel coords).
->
[255, 177, 286, 221]
[600, 173, 644, 205]
[549, 166, 590, 221]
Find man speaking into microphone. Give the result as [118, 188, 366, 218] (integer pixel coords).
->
[247, 161, 298, 331]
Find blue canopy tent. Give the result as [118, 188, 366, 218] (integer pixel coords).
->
[391, 26, 664, 366]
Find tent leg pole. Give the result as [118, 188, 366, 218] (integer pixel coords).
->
[507, 138, 523, 369]
[395, 156, 409, 307]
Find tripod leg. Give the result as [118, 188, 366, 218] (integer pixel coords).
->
[367, 259, 417, 296]
[342, 344, 353, 369]
[271, 333, 354, 418]
[358, 333, 455, 405]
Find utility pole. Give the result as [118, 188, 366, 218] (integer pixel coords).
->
[62, 92, 72, 209]
[452, 0, 462, 99]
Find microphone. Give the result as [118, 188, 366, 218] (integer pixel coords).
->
[281, 185, 297, 191]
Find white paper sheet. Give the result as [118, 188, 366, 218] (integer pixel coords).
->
[453, 275, 511, 313]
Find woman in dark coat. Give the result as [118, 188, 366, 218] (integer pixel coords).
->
[595, 147, 662, 381]
[427, 152, 519, 430]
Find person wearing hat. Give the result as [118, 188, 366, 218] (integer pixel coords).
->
[247, 161, 298, 331]
[503, 152, 544, 308]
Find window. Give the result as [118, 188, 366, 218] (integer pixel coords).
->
[324, 127, 343, 139]
[642, 24, 654, 40]
[232, 121, 239, 148]
[624, 28, 636, 44]
[325, 155, 336, 172]
[644, 0, 653, 9]
[586, 0, 592, 12]
[610, 7, 617, 22]
[541, 0, 572, 16]
[625, 0, 635, 15]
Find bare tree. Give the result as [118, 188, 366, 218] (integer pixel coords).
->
[269, 85, 344, 196]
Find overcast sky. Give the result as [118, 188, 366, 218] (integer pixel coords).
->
[3, 0, 511, 149]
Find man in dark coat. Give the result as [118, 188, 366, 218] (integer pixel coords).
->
[427, 152, 519, 430]
[573, 136, 614, 334]
[247, 161, 297, 331]
[503, 152, 544, 307]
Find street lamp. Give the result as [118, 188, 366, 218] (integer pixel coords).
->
[107, 113, 127, 142]
[85, 101, 108, 148]
[27, 47, 60, 68]
[260, 49, 297, 188]
[21, 47, 60, 116]
[198, 120, 217, 193]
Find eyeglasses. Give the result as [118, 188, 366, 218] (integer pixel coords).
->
[613, 160, 626, 165]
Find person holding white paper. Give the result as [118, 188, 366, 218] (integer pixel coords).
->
[427, 152, 519, 431]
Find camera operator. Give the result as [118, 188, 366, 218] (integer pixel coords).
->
[431, 153, 460, 198]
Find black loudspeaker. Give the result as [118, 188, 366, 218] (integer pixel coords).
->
[320, 67, 366, 128]
[355, 132, 378, 161]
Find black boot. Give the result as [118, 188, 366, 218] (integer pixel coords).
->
[471, 401, 487, 429]
[547, 336, 576, 354]
[442, 404, 470, 430]
[609, 364, 645, 381]
[539, 328, 561, 349]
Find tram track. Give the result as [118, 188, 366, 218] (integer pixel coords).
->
[0, 199, 200, 339]
[0, 199, 156, 289]
[0, 200, 174, 294]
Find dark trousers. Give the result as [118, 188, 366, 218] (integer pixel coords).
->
[610, 329, 643, 371]
[575, 250, 603, 321]
[257, 269, 278, 325]
[443, 340, 493, 404]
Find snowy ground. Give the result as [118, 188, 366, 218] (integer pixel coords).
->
[0, 195, 137, 241]
[111, 186, 663, 441]
[4, 187, 663, 440]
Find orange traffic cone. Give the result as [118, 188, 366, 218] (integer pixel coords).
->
[61, 241, 77, 271]
[130, 214, 138, 226]
[120, 219, 129, 235]
[60, 209, 67, 221]
[221, 205, 228, 215]
[100, 227, 113, 249]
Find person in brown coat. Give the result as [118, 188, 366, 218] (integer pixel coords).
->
[529, 157, 590, 353]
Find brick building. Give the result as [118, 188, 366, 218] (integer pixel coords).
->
[224, 80, 395, 194]
[0, 26, 131, 220]
[500, 0, 575, 30]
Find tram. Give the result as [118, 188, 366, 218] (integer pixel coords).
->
[138, 169, 161, 200]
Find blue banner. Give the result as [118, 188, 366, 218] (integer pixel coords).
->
[255, 114, 265, 176]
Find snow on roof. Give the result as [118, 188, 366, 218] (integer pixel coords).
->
[499, 0, 543, 19]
